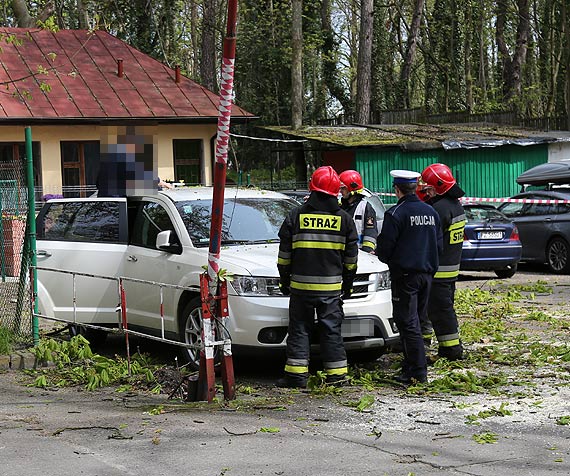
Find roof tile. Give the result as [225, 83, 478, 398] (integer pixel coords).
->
[0, 27, 254, 122]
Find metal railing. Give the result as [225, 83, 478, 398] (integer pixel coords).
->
[30, 266, 212, 367]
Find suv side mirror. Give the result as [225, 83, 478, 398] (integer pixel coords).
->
[156, 230, 181, 253]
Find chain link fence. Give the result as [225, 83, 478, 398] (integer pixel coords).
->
[0, 162, 32, 348]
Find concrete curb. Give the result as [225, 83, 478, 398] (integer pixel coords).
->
[0, 350, 37, 370]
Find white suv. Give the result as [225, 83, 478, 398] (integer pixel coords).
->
[36, 187, 398, 369]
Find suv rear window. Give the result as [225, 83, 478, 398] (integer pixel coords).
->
[40, 201, 124, 243]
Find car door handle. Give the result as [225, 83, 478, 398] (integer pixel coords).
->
[127, 255, 138, 262]
[544, 218, 552, 221]
[36, 250, 51, 257]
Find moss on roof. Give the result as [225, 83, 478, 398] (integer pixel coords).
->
[263, 123, 562, 149]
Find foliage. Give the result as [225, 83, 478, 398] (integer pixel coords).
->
[472, 432, 499, 444]
[464, 403, 512, 425]
[29, 336, 156, 391]
[556, 416, 570, 426]
[0, 325, 14, 355]
[3, 0, 569, 122]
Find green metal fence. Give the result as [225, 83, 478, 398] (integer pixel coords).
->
[0, 165, 32, 348]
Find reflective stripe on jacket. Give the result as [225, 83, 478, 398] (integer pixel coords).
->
[431, 196, 466, 281]
[340, 194, 378, 253]
[278, 192, 358, 296]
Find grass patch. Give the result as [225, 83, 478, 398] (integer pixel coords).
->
[0, 325, 15, 355]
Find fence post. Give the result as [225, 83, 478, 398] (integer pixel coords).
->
[25, 127, 39, 345]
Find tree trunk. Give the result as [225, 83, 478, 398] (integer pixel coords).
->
[496, 0, 530, 104]
[201, 0, 217, 92]
[321, 0, 352, 115]
[190, 1, 199, 79]
[12, 0, 35, 27]
[291, 0, 303, 129]
[397, 0, 425, 108]
[464, 5, 473, 112]
[12, 0, 54, 28]
[355, 0, 373, 124]
[564, 0, 570, 129]
[76, 0, 89, 29]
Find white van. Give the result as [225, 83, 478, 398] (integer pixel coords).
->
[35, 187, 398, 369]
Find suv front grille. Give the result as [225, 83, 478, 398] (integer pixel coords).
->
[346, 273, 373, 300]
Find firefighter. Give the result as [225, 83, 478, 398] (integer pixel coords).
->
[277, 166, 359, 388]
[377, 170, 442, 384]
[420, 163, 466, 361]
[339, 170, 378, 254]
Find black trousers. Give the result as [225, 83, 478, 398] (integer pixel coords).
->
[391, 272, 431, 380]
[427, 280, 461, 349]
[285, 294, 347, 376]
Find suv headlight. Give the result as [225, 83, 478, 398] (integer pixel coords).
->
[374, 270, 391, 291]
[231, 276, 283, 296]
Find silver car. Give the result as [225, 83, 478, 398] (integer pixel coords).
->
[35, 187, 398, 369]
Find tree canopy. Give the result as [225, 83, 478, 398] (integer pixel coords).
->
[1, 0, 570, 127]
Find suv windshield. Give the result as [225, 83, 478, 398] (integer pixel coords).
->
[176, 197, 298, 247]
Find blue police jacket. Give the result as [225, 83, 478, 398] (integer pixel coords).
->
[377, 194, 443, 277]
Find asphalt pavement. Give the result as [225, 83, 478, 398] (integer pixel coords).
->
[1, 266, 569, 476]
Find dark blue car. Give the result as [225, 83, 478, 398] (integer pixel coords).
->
[460, 204, 522, 278]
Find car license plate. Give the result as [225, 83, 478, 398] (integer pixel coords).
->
[478, 231, 503, 240]
[342, 319, 374, 337]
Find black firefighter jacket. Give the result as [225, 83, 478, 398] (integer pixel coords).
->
[278, 192, 359, 296]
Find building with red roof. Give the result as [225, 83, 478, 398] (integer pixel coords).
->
[0, 28, 255, 196]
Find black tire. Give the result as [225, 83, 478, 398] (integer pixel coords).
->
[178, 297, 221, 371]
[546, 237, 570, 273]
[68, 325, 107, 347]
[495, 263, 517, 279]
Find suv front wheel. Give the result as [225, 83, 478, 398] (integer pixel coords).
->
[547, 237, 570, 273]
[178, 297, 221, 371]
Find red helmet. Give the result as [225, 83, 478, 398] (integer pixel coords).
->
[421, 163, 456, 195]
[339, 170, 364, 192]
[309, 166, 341, 196]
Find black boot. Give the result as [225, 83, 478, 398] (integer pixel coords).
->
[438, 344, 464, 361]
[276, 376, 307, 389]
[393, 373, 428, 385]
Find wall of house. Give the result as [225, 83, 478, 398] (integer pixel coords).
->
[0, 123, 216, 193]
[548, 142, 570, 163]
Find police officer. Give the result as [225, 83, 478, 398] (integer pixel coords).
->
[420, 163, 466, 361]
[377, 170, 442, 384]
[277, 166, 359, 388]
[339, 170, 378, 254]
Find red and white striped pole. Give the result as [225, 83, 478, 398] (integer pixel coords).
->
[198, 0, 238, 402]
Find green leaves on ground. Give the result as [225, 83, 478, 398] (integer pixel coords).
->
[556, 416, 570, 426]
[472, 432, 499, 444]
[465, 403, 512, 425]
[346, 394, 375, 412]
[29, 336, 156, 391]
[259, 427, 280, 433]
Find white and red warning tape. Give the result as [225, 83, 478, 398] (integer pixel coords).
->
[377, 192, 570, 204]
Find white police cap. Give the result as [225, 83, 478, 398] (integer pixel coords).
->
[390, 169, 420, 184]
